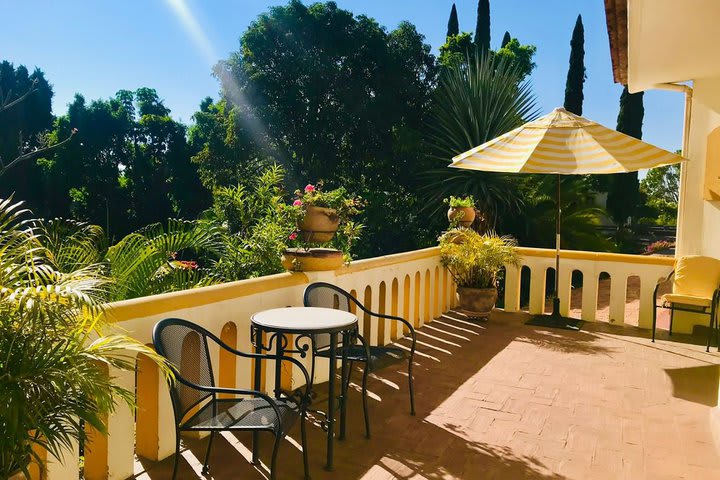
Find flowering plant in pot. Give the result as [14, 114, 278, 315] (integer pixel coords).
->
[283, 182, 364, 271]
[291, 182, 364, 243]
[439, 228, 520, 318]
[444, 195, 476, 227]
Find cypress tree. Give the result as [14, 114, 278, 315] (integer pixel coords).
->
[500, 31, 511, 48]
[606, 86, 645, 227]
[563, 15, 585, 116]
[474, 0, 490, 52]
[447, 3, 459, 38]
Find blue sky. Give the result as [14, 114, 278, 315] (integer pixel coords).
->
[3, 0, 683, 153]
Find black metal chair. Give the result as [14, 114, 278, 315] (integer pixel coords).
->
[152, 318, 311, 480]
[303, 282, 416, 439]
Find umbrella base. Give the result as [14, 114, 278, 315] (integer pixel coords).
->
[526, 298, 584, 331]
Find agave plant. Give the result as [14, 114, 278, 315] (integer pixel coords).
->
[423, 51, 540, 225]
[0, 197, 170, 478]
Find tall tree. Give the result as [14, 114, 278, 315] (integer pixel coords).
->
[606, 86, 644, 226]
[474, 0, 490, 52]
[563, 15, 585, 115]
[217, 1, 438, 256]
[501, 31, 511, 48]
[446, 3, 459, 38]
[0, 62, 54, 208]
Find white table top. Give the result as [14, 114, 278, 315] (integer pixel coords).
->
[251, 307, 357, 332]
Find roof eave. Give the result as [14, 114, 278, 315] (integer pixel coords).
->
[604, 0, 628, 85]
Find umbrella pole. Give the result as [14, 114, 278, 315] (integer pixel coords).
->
[525, 174, 584, 331]
[553, 173, 561, 316]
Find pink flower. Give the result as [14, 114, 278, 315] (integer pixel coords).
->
[293, 199, 303, 207]
[304, 184, 315, 192]
[289, 232, 298, 240]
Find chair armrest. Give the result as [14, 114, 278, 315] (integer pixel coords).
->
[216, 341, 311, 399]
[355, 308, 417, 353]
[654, 270, 675, 300]
[172, 375, 284, 420]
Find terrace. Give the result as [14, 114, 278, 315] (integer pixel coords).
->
[35, 247, 720, 480]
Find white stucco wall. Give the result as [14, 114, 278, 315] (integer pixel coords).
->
[677, 77, 720, 259]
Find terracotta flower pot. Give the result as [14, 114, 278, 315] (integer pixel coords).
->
[281, 248, 344, 271]
[447, 207, 476, 227]
[298, 206, 340, 243]
[456, 286, 498, 318]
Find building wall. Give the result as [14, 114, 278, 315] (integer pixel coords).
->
[679, 76, 720, 258]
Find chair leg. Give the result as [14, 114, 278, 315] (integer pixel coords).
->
[361, 362, 371, 439]
[270, 433, 282, 480]
[300, 412, 310, 480]
[340, 361, 353, 440]
[652, 306, 657, 343]
[172, 429, 181, 480]
[202, 431, 215, 475]
[708, 304, 716, 353]
[408, 357, 415, 416]
[669, 308, 674, 336]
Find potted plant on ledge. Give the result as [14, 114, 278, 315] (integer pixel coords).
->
[445, 195, 476, 227]
[282, 182, 364, 271]
[439, 228, 520, 319]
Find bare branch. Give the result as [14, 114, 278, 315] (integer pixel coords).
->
[0, 78, 39, 114]
[0, 128, 78, 178]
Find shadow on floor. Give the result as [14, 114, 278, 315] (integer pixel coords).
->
[135, 309, 580, 479]
[665, 364, 720, 407]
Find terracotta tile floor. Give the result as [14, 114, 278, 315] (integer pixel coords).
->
[135, 310, 720, 480]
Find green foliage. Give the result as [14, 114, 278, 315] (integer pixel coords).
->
[0, 197, 169, 477]
[501, 31, 512, 48]
[639, 164, 679, 225]
[439, 34, 536, 80]
[500, 176, 614, 252]
[439, 33, 475, 68]
[493, 38, 537, 82]
[474, 0, 491, 52]
[203, 165, 295, 280]
[439, 228, 519, 288]
[217, 1, 439, 257]
[292, 182, 364, 222]
[606, 87, 645, 225]
[447, 3, 459, 38]
[444, 195, 475, 208]
[424, 52, 539, 223]
[0, 62, 54, 207]
[189, 98, 270, 190]
[563, 15, 586, 116]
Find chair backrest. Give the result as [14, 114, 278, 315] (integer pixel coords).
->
[673, 255, 720, 298]
[303, 282, 357, 349]
[153, 318, 216, 421]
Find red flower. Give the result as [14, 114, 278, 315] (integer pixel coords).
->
[293, 199, 303, 207]
[304, 184, 315, 192]
[289, 232, 298, 240]
[177, 260, 198, 270]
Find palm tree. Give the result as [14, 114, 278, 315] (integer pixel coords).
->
[423, 52, 540, 225]
[0, 197, 169, 478]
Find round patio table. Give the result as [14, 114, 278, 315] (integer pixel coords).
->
[250, 306, 358, 471]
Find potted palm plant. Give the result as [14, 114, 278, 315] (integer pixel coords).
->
[439, 228, 520, 319]
[445, 195, 476, 227]
[0, 198, 169, 478]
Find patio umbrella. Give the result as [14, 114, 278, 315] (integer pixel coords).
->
[450, 107, 686, 330]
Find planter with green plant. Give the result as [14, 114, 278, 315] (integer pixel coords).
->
[282, 183, 364, 271]
[439, 228, 520, 319]
[0, 197, 169, 479]
[445, 195, 476, 227]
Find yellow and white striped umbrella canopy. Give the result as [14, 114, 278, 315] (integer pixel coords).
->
[450, 107, 686, 174]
